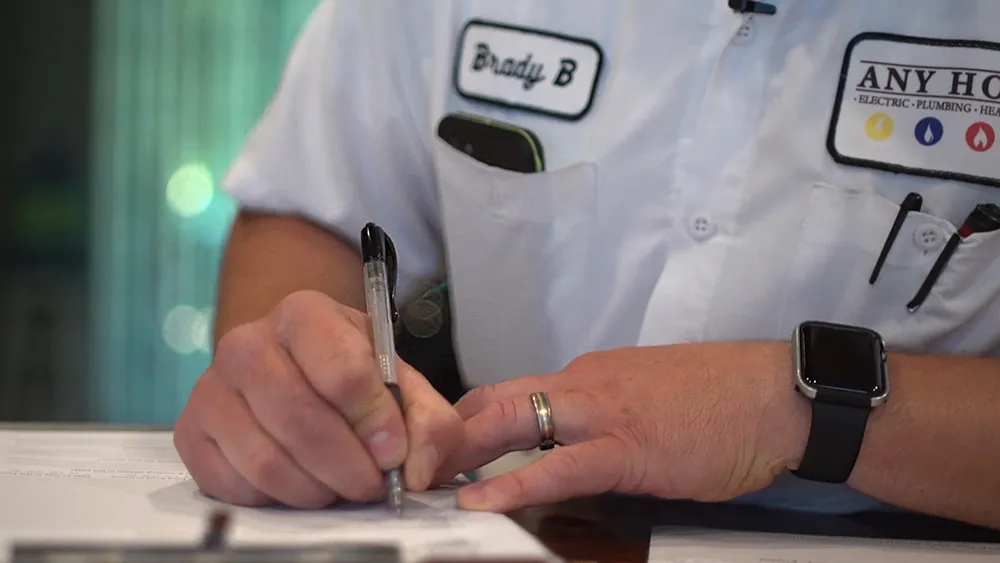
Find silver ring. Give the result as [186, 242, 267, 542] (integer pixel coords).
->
[530, 392, 556, 451]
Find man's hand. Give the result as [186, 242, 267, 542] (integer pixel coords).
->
[439, 342, 808, 512]
[174, 290, 463, 509]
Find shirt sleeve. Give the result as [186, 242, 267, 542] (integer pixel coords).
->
[221, 0, 443, 300]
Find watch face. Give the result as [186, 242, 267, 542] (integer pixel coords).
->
[799, 322, 886, 397]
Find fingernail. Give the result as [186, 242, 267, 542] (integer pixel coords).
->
[366, 430, 404, 467]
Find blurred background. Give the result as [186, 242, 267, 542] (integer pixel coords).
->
[1, 0, 322, 424]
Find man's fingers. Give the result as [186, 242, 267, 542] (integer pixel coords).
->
[397, 362, 464, 491]
[200, 377, 339, 509]
[236, 339, 384, 503]
[173, 417, 273, 507]
[436, 389, 601, 482]
[456, 438, 626, 513]
[268, 293, 407, 470]
[454, 373, 570, 421]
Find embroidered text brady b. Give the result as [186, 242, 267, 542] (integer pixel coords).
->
[455, 20, 603, 121]
[470, 42, 579, 91]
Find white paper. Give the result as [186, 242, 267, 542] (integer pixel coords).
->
[0, 430, 552, 562]
[649, 527, 1000, 563]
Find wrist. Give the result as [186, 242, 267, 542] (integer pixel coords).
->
[760, 341, 811, 473]
[779, 383, 811, 472]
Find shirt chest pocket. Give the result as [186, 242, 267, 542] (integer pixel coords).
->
[782, 183, 1000, 355]
[431, 137, 599, 382]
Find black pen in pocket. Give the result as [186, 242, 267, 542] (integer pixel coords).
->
[871, 192, 923, 285]
[907, 203, 1000, 312]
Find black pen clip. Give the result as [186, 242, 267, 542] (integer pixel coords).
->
[729, 0, 777, 15]
[870, 192, 923, 285]
[360, 222, 399, 323]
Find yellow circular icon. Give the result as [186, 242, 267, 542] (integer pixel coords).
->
[865, 113, 895, 141]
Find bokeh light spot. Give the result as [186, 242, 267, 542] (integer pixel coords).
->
[166, 163, 214, 217]
[163, 305, 211, 355]
[192, 307, 214, 353]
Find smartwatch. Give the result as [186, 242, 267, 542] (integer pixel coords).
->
[791, 320, 889, 484]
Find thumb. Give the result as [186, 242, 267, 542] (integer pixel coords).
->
[398, 360, 464, 492]
[455, 438, 625, 513]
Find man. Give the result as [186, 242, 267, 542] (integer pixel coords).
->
[173, 0, 1000, 530]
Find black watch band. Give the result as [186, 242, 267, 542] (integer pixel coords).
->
[792, 400, 871, 484]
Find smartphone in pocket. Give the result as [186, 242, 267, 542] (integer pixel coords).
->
[436, 112, 545, 173]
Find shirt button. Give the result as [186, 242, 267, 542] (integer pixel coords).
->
[687, 214, 717, 241]
[913, 223, 946, 252]
[731, 14, 756, 46]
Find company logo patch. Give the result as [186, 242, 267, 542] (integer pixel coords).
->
[454, 19, 604, 121]
[828, 33, 1000, 188]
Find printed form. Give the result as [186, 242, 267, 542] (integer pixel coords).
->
[0, 429, 552, 563]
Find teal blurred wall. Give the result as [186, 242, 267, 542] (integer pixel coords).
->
[88, 0, 321, 424]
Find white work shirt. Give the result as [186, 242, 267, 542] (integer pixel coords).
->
[223, 0, 1000, 514]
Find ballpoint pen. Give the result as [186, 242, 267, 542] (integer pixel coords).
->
[907, 203, 1000, 312]
[360, 222, 406, 515]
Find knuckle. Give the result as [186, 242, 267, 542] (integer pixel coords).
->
[308, 330, 377, 400]
[272, 394, 314, 440]
[547, 450, 583, 481]
[278, 290, 325, 319]
[215, 323, 268, 369]
[272, 290, 332, 341]
[609, 412, 649, 493]
[245, 447, 287, 491]
[613, 406, 649, 449]
[350, 393, 392, 433]
[482, 401, 523, 451]
[564, 351, 600, 372]
[190, 367, 222, 399]
[498, 399, 523, 426]
[324, 356, 379, 405]
[464, 384, 498, 411]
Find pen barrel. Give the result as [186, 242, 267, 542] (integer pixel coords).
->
[364, 261, 399, 386]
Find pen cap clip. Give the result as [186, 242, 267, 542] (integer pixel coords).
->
[960, 203, 1000, 237]
[901, 192, 923, 212]
[361, 223, 399, 321]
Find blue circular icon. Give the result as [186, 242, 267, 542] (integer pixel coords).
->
[915, 117, 944, 146]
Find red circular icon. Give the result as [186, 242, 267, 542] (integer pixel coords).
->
[966, 122, 996, 152]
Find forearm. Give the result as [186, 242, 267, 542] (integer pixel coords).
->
[783, 352, 1000, 529]
[213, 209, 365, 344]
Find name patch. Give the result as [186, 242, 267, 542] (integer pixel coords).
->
[828, 33, 1000, 188]
[454, 19, 603, 121]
